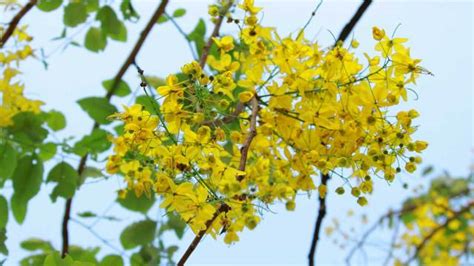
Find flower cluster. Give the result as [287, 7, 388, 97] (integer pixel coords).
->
[107, 0, 428, 243]
[0, 26, 43, 127]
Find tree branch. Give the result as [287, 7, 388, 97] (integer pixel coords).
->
[60, 0, 169, 257]
[308, 173, 329, 266]
[198, 0, 234, 68]
[405, 201, 473, 264]
[0, 0, 37, 48]
[237, 97, 258, 180]
[307, 2, 372, 264]
[336, 0, 373, 43]
[177, 204, 230, 266]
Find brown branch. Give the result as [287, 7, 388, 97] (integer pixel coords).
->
[0, 0, 37, 48]
[198, 0, 234, 68]
[178, 204, 230, 266]
[308, 173, 330, 266]
[336, 0, 373, 43]
[177, 97, 258, 264]
[308, 2, 372, 264]
[237, 97, 258, 179]
[405, 201, 474, 264]
[60, 0, 169, 257]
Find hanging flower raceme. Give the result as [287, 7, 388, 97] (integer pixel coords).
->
[0, 26, 43, 127]
[107, 1, 429, 244]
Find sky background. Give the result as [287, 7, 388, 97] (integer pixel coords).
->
[1, 0, 473, 265]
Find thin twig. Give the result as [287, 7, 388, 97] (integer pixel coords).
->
[60, 0, 170, 257]
[308, 173, 329, 266]
[177, 204, 230, 266]
[307, 2, 372, 264]
[237, 97, 258, 180]
[0, 0, 37, 48]
[336, 0, 373, 43]
[198, 0, 234, 68]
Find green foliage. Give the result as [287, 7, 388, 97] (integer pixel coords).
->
[0, 229, 7, 255]
[46, 110, 66, 131]
[120, 0, 140, 21]
[10, 155, 44, 224]
[36, 0, 63, 12]
[120, 220, 157, 250]
[0, 196, 7, 228]
[20, 238, 54, 252]
[47, 162, 80, 202]
[38, 142, 57, 161]
[77, 97, 117, 125]
[96, 6, 122, 36]
[117, 192, 155, 214]
[73, 128, 111, 157]
[173, 8, 186, 18]
[9, 112, 48, 146]
[188, 19, 206, 58]
[64, 2, 89, 27]
[84, 27, 107, 52]
[0, 142, 17, 184]
[99, 255, 123, 266]
[130, 245, 161, 265]
[102, 79, 131, 97]
[108, 21, 127, 42]
[85, 0, 99, 12]
[159, 212, 186, 239]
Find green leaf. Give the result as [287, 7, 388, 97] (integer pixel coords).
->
[47, 162, 80, 202]
[11, 155, 43, 224]
[85, 0, 99, 12]
[46, 110, 66, 131]
[9, 112, 48, 145]
[81, 167, 104, 179]
[96, 6, 121, 35]
[20, 238, 54, 252]
[73, 128, 111, 157]
[0, 229, 7, 255]
[21, 254, 47, 266]
[172, 8, 186, 18]
[68, 246, 100, 264]
[108, 21, 127, 42]
[64, 2, 88, 27]
[37, 0, 63, 12]
[143, 76, 165, 89]
[157, 16, 168, 24]
[77, 97, 117, 124]
[77, 211, 97, 218]
[102, 79, 131, 97]
[0, 196, 8, 228]
[167, 212, 186, 239]
[0, 142, 17, 182]
[43, 252, 74, 266]
[85, 27, 107, 52]
[120, 0, 139, 21]
[10, 196, 27, 225]
[99, 255, 123, 266]
[38, 142, 57, 161]
[188, 19, 206, 57]
[117, 192, 155, 214]
[135, 95, 156, 114]
[167, 245, 179, 258]
[120, 220, 156, 249]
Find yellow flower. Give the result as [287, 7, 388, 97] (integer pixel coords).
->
[213, 36, 234, 53]
[238, 91, 254, 103]
[372, 26, 385, 41]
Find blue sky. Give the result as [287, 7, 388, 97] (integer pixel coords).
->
[2, 0, 473, 265]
